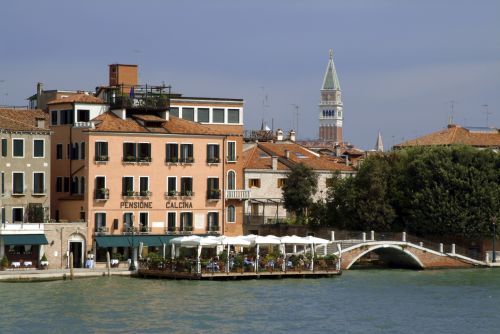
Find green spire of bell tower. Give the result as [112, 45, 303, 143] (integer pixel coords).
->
[322, 49, 341, 90]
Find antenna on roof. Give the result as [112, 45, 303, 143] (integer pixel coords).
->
[447, 100, 458, 125]
[291, 104, 299, 137]
[481, 104, 491, 127]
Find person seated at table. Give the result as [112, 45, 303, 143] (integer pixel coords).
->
[267, 258, 275, 269]
[243, 256, 254, 266]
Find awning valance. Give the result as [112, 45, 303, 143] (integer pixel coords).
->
[95, 235, 173, 248]
[2, 234, 48, 245]
[95, 236, 131, 248]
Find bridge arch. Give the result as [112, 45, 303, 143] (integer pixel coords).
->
[343, 244, 425, 270]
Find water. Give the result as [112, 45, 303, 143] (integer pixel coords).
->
[1, 269, 499, 333]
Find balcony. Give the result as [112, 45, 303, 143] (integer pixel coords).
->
[206, 157, 220, 164]
[179, 191, 194, 198]
[207, 189, 221, 201]
[94, 155, 109, 164]
[0, 223, 44, 234]
[139, 226, 152, 234]
[123, 156, 152, 164]
[225, 189, 250, 200]
[179, 157, 194, 164]
[104, 85, 171, 111]
[165, 191, 178, 199]
[165, 226, 179, 234]
[207, 224, 220, 234]
[180, 226, 193, 234]
[94, 226, 109, 235]
[165, 157, 179, 164]
[137, 156, 152, 164]
[137, 191, 152, 198]
[94, 188, 109, 201]
[74, 121, 93, 128]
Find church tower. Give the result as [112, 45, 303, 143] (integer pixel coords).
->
[319, 49, 343, 143]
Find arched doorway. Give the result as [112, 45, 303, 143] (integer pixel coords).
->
[68, 233, 86, 268]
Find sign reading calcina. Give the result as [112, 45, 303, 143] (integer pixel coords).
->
[119, 201, 194, 209]
[166, 202, 193, 209]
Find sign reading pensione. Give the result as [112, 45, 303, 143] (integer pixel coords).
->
[120, 202, 153, 209]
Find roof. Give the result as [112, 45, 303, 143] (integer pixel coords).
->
[244, 141, 354, 172]
[47, 94, 105, 105]
[322, 49, 341, 90]
[90, 111, 243, 136]
[396, 124, 500, 148]
[0, 109, 50, 132]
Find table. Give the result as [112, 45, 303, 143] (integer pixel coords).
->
[23, 261, 33, 267]
[111, 259, 119, 267]
[85, 259, 94, 268]
[11, 262, 21, 268]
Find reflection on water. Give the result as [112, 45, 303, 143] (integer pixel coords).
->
[1, 269, 499, 333]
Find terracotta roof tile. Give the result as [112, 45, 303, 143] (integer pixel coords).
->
[47, 94, 105, 105]
[396, 125, 500, 148]
[0, 109, 50, 132]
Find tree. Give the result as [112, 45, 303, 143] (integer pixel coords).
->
[282, 163, 318, 223]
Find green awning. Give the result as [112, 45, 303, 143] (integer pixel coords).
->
[95, 236, 132, 248]
[159, 236, 175, 245]
[95, 235, 172, 248]
[3, 234, 48, 245]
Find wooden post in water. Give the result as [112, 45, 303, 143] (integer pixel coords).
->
[106, 251, 111, 277]
[69, 252, 74, 280]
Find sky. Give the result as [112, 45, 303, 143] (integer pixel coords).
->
[0, 0, 499, 149]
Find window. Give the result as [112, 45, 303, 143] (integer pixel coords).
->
[227, 171, 236, 190]
[197, 108, 209, 122]
[207, 212, 219, 231]
[56, 144, 63, 159]
[123, 213, 133, 230]
[180, 144, 194, 163]
[33, 172, 44, 194]
[213, 108, 224, 123]
[77, 109, 90, 122]
[139, 212, 149, 230]
[56, 177, 63, 192]
[60, 110, 74, 125]
[137, 143, 151, 162]
[227, 141, 236, 162]
[33, 139, 44, 158]
[64, 177, 70, 192]
[13, 139, 24, 157]
[249, 178, 261, 188]
[122, 176, 134, 196]
[1, 172, 4, 195]
[167, 212, 176, 232]
[207, 144, 220, 163]
[170, 107, 179, 118]
[182, 107, 194, 121]
[180, 212, 193, 231]
[123, 142, 136, 162]
[12, 172, 24, 194]
[228, 109, 240, 123]
[72, 143, 79, 160]
[95, 142, 108, 161]
[12, 208, 23, 223]
[67, 143, 70, 159]
[94, 176, 107, 199]
[207, 177, 220, 199]
[227, 205, 235, 223]
[95, 213, 106, 232]
[167, 177, 177, 196]
[80, 142, 85, 159]
[165, 143, 178, 163]
[338, 110, 342, 118]
[71, 177, 78, 194]
[51, 110, 58, 125]
[180, 177, 193, 196]
[1, 207, 4, 224]
[1, 138, 7, 157]
[277, 178, 286, 188]
[139, 177, 149, 196]
[80, 177, 85, 195]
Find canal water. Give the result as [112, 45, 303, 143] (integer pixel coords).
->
[1, 269, 499, 333]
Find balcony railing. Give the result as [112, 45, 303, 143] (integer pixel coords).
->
[225, 189, 250, 200]
[179, 157, 195, 164]
[180, 226, 193, 233]
[122, 156, 152, 164]
[179, 191, 194, 197]
[137, 191, 152, 198]
[94, 155, 109, 163]
[165, 191, 178, 198]
[94, 188, 109, 200]
[206, 157, 220, 164]
[207, 189, 221, 200]
[165, 157, 179, 164]
[95, 226, 109, 234]
[207, 224, 220, 233]
[139, 226, 152, 234]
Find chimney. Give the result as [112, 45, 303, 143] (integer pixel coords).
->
[289, 130, 296, 142]
[284, 150, 290, 159]
[272, 156, 278, 170]
[35, 117, 45, 129]
[276, 129, 284, 141]
[335, 146, 341, 157]
[36, 82, 43, 109]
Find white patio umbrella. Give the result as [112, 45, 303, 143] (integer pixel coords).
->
[280, 235, 310, 271]
[242, 235, 282, 272]
[170, 236, 220, 273]
[302, 236, 331, 271]
[219, 236, 252, 272]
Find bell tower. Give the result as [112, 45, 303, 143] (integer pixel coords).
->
[318, 49, 343, 143]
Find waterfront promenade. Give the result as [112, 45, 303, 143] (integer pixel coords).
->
[0, 268, 132, 282]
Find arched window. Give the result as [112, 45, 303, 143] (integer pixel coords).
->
[227, 205, 235, 223]
[227, 170, 236, 190]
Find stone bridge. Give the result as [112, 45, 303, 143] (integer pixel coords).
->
[327, 232, 486, 270]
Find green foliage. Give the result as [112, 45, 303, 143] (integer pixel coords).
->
[1, 256, 8, 268]
[282, 163, 318, 222]
[325, 146, 500, 238]
[41, 254, 48, 262]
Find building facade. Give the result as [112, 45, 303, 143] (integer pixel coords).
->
[0, 108, 51, 267]
[319, 49, 343, 143]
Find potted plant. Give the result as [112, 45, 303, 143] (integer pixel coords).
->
[0, 256, 8, 270]
[40, 254, 49, 269]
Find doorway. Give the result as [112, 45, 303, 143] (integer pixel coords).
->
[69, 241, 83, 268]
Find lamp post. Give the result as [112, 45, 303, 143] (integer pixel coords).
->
[493, 216, 497, 263]
[129, 216, 136, 271]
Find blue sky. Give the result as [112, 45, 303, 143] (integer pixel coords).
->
[1, 0, 499, 149]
